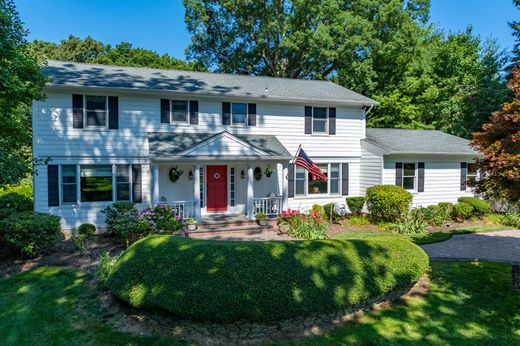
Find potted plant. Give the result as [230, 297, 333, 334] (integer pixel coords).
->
[186, 218, 198, 231]
[255, 213, 268, 226]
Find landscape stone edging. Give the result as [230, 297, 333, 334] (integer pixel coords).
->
[99, 275, 429, 345]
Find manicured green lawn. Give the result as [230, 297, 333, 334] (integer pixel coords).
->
[0, 267, 188, 346]
[1, 261, 519, 345]
[277, 262, 520, 345]
[334, 225, 512, 245]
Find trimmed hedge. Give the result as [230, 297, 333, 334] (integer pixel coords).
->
[107, 236, 428, 323]
[458, 197, 491, 216]
[452, 202, 474, 220]
[346, 196, 365, 215]
[366, 185, 413, 222]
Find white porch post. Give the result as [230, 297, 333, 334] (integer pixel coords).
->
[193, 164, 201, 220]
[282, 163, 289, 210]
[151, 164, 159, 206]
[246, 164, 254, 220]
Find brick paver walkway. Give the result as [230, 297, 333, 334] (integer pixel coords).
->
[421, 229, 520, 264]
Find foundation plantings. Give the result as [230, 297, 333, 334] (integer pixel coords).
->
[106, 235, 429, 323]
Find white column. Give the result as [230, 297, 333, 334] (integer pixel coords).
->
[151, 164, 159, 206]
[282, 163, 289, 210]
[193, 164, 201, 220]
[246, 164, 254, 220]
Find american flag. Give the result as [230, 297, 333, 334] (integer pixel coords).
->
[294, 147, 328, 181]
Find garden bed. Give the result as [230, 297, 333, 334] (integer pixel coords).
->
[107, 235, 429, 323]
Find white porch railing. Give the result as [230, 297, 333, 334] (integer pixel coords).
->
[253, 197, 283, 216]
[169, 200, 197, 220]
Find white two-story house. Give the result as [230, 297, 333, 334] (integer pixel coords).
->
[33, 61, 480, 231]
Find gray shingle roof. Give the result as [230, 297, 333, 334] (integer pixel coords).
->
[147, 131, 291, 160]
[365, 128, 478, 155]
[42, 60, 377, 105]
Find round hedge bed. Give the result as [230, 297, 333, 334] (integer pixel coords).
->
[107, 235, 428, 323]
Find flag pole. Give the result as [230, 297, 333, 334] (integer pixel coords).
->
[292, 144, 302, 164]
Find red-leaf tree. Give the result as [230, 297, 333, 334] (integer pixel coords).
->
[471, 63, 520, 207]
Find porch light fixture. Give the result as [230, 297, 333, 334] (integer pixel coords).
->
[241, 169, 245, 179]
[188, 169, 194, 180]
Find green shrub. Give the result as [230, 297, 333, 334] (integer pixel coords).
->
[500, 212, 520, 228]
[107, 236, 428, 322]
[346, 196, 365, 215]
[74, 223, 96, 254]
[417, 205, 446, 226]
[0, 208, 15, 220]
[97, 251, 118, 288]
[452, 202, 474, 221]
[309, 204, 326, 220]
[0, 185, 33, 212]
[139, 203, 184, 234]
[458, 197, 492, 217]
[322, 203, 340, 222]
[392, 209, 427, 234]
[438, 202, 454, 220]
[0, 211, 61, 258]
[102, 202, 139, 245]
[366, 185, 413, 222]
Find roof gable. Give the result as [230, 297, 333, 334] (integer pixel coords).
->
[180, 132, 268, 157]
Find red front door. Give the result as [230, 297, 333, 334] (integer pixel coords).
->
[206, 165, 228, 212]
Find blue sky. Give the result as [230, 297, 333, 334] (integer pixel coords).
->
[15, 0, 518, 59]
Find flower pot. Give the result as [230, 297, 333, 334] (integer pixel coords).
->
[187, 223, 198, 231]
[278, 223, 289, 234]
[257, 218, 268, 226]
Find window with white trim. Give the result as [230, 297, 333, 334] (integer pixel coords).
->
[171, 100, 189, 123]
[85, 95, 107, 127]
[330, 163, 340, 195]
[294, 163, 340, 196]
[308, 164, 328, 194]
[61, 165, 77, 203]
[295, 166, 306, 196]
[402, 163, 416, 190]
[80, 165, 113, 202]
[116, 165, 131, 201]
[467, 163, 478, 184]
[312, 107, 328, 134]
[231, 103, 247, 125]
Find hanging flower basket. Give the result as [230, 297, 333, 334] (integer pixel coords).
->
[264, 165, 273, 177]
[168, 167, 183, 183]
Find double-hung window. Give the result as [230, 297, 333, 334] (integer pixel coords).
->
[329, 163, 340, 195]
[116, 165, 131, 201]
[295, 166, 307, 196]
[467, 163, 478, 184]
[312, 107, 328, 134]
[295, 163, 340, 196]
[171, 100, 189, 123]
[85, 96, 107, 128]
[61, 165, 77, 203]
[80, 165, 113, 202]
[308, 164, 328, 194]
[402, 163, 416, 190]
[231, 103, 247, 125]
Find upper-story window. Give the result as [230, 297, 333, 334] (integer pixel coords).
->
[85, 96, 108, 128]
[312, 107, 328, 134]
[232, 103, 247, 125]
[171, 100, 189, 123]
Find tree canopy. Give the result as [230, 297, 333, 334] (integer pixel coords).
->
[28, 35, 207, 71]
[183, 0, 510, 138]
[0, 0, 46, 185]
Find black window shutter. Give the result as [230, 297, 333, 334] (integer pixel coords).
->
[72, 94, 84, 128]
[222, 102, 231, 125]
[341, 163, 349, 195]
[132, 164, 142, 203]
[329, 107, 336, 135]
[418, 162, 425, 192]
[395, 162, 403, 187]
[304, 106, 312, 134]
[288, 163, 295, 198]
[108, 96, 119, 129]
[48, 165, 59, 207]
[460, 162, 467, 191]
[189, 100, 199, 125]
[160, 99, 170, 123]
[248, 103, 257, 126]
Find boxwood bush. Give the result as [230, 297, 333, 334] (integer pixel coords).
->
[452, 202, 474, 220]
[346, 196, 365, 215]
[458, 197, 491, 216]
[0, 211, 61, 258]
[107, 236, 428, 323]
[366, 185, 413, 222]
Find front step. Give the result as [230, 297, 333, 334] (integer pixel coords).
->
[190, 224, 274, 237]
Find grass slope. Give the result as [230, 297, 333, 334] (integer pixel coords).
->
[107, 236, 428, 322]
[277, 262, 520, 345]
